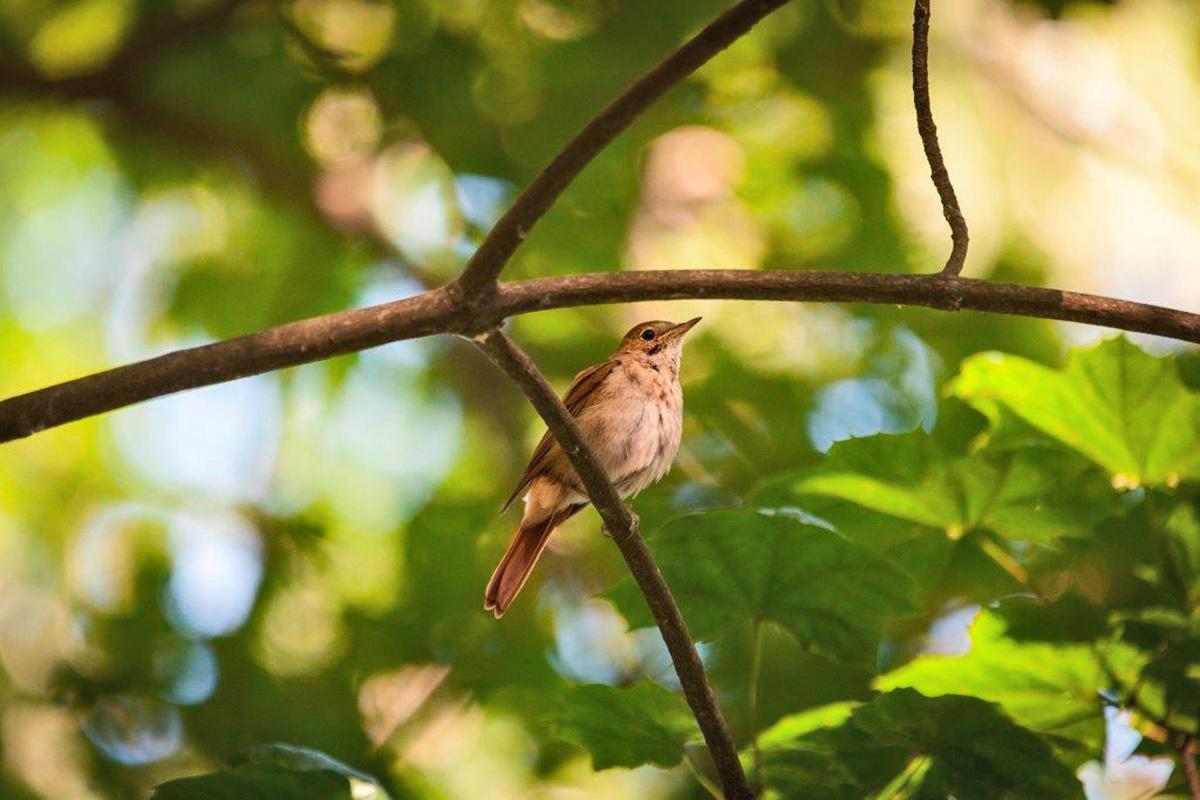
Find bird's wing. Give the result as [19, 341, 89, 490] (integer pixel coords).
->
[500, 359, 617, 513]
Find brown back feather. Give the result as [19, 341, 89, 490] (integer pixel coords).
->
[500, 359, 617, 513]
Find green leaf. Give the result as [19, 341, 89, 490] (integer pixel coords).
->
[876, 612, 1105, 758]
[757, 701, 861, 748]
[1116, 606, 1196, 651]
[153, 744, 389, 800]
[607, 510, 915, 667]
[787, 433, 960, 529]
[154, 766, 353, 800]
[1164, 498, 1200, 602]
[544, 682, 697, 770]
[958, 450, 1115, 546]
[761, 689, 1084, 799]
[953, 337, 1200, 486]
[1114, 605, 1200, 728]
[759, 726, 898, 800]
[1142, 638, 1200, 727]
[765, 432, 1117, 546]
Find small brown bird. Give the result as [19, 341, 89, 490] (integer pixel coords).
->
[485, 318, 701, 618]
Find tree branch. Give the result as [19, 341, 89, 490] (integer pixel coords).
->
[911, 0, 969, 276]
[0, 285, 462, 442]
[474, 330, 752, 800]
[0, 2, 1168, 797]
[4, 269, 1200, 444]
[2, 2, 1197, 795]
[454, 0, 788, 297]
[1178, 735, 1200, 800]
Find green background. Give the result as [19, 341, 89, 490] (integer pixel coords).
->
[2, 0, 1199, 797]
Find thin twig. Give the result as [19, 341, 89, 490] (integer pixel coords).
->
[911, 0, 969, 276]
[0, 2, 1166, 798]
[454, 0, 788, 297]
[1178, 735, 1200, 800]
[3, 269, 1200, 444]
[474, 330, 753, 800]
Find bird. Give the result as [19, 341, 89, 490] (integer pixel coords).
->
[485, 317, 702, 618]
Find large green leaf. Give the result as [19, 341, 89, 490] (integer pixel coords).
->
[543, 682, 697, 770]
[785, 433, 960, 529]
[954, 337, 1200, 486]
[770, 432, 1117, 546]
[607, 510, 915, 667]
[761, 689, 1084, 799]
[876, 612, 1106, 759]
[153, 744, 389, 800]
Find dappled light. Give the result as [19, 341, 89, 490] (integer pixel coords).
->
[2, 0, 1200, 797]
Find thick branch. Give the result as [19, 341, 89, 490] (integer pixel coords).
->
[0, 285, 462, 442]
[494, 271, 1200, 343]
[474, 330, 751, 800]
[454, 0, 788, 296]
[912, 0, 969, 276]
[4, 270, 1200, 444]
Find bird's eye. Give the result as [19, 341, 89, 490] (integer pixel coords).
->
[640, 329, 656, 341]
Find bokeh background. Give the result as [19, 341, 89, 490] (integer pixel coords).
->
[1, 0, 1198, 797]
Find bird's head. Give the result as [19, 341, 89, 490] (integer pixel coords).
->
[615, 318, 701, 367]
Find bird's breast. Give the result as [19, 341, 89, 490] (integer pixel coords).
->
[577, 362, 682, 496]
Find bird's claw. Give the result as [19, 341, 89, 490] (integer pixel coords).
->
[603, 511, 639, 539]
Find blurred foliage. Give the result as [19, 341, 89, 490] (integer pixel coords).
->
[1, 0, 1199, 798]
[152, 743, 390, 800]
[761, 688, 1083, 798]
[608, 510, 916, 667]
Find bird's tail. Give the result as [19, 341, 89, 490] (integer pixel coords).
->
[485, 505, 582, 618]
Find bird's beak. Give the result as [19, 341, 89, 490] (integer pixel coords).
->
[663, 317, 702, 341]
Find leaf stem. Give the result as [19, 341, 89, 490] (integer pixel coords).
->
[975, 535, 1032, 590]
[749, 617, 766, 785]
[684, 749, 725, 800]
[871, 754, 931, 799]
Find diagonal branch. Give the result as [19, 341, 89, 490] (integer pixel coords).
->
[1177, 735, 1200, 800]
[912, 0, 969, 276]
[454, 0, 788, 297]
[4, 269, 1200, 444]
[474, 330, 752, 800]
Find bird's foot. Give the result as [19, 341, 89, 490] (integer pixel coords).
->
[603, 510, 638, 539]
